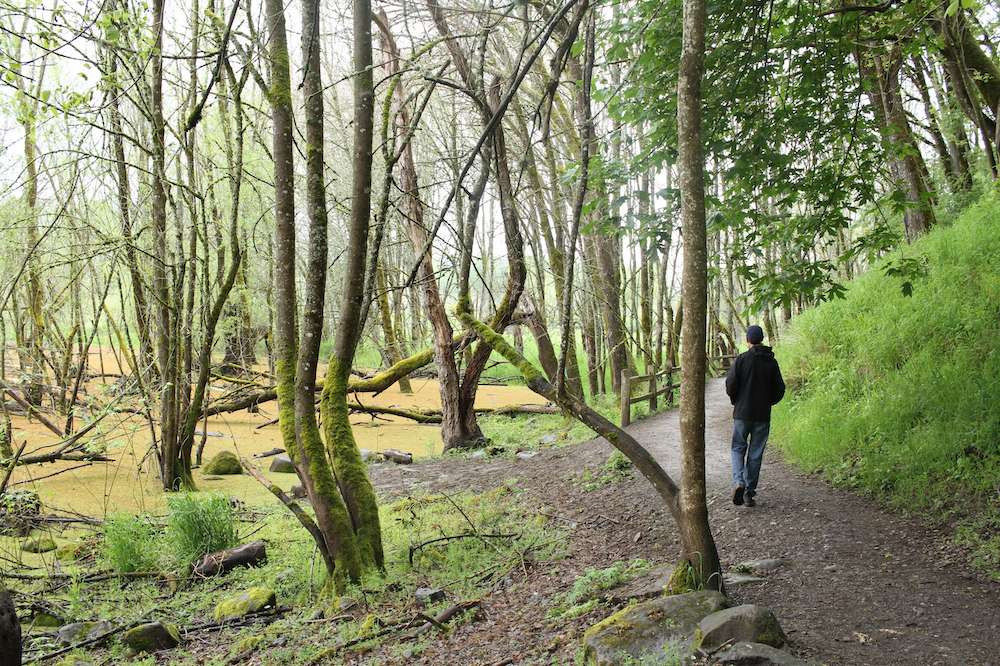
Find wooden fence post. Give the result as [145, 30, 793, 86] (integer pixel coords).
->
[649, 366, 658, 412]
[620, 369, 632, 427]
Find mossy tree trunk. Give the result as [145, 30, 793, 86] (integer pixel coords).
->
[676, 0, 724, 590]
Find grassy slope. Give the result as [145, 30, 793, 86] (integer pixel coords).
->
[771, 193, 999, 577]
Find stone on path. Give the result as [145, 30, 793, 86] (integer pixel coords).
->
[515, 451, 539, 460]
[202, 450, 242, 475]
[581, 590, 728, 665]
[124, 621, 181, 653]
[213, 587, 276, 621]
[696, 604, 787, 650]
[737, 558, 785, 574]
[268, 455, 295, 473]
[711, 642, 812, 665]
[56, 620, 114, 646]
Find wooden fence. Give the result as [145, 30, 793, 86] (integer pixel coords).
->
[619, 353, 738, 427]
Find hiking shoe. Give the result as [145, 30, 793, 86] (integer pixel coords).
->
[732, 486, 745, 506]
[745, 494, 756, 507]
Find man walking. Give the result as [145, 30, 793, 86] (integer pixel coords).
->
[726, 325, 785, 507]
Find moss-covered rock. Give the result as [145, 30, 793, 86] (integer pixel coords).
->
[55, 620, 113, 646]
[213, 587, 276, 621]
[55, 542, 83, 562]
[32, 611, 64, 627]
[21, 536, 57, 553]
[124, 621, 181, 653]
[202, 450, 242, 475]
[696, 604, 787, 650]
[581, 590, 728, 665]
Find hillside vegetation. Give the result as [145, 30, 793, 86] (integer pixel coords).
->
[772, 193, 1000, 578]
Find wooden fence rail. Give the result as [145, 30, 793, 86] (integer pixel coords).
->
[619, 353, 738, 427]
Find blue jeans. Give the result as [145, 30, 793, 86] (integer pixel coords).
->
[731, 419, 770, 496]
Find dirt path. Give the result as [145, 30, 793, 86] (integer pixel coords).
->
[368, 378, 1000, 665]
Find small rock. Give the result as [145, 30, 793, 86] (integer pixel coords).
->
[469, 450, 488, 460]
[633, 531, 643, 543]
[22, 536, 57, 553]
[415, 587, 445, 605]
[56, 620, 114, 646]
[697, 604, 787, 650]
[582, 590, 728, 664]
[539, 434, 559, 445]
[711, 642, 812, 665]
[202, 450, 242, 475]
[289, 485, 307, 499]
[737, 558, 785, 574]
[359, 448, 376, 462]
[337, 597, 358, 611]
[124, 621, 181, 653]
[213, 587, 276, 621]
[516, 451, 539, 460]
[269, 455, 296, 473]
[607, 565, 674, 604]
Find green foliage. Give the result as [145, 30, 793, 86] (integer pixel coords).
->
[165, 493, 238, 567]
[577, 450, 635, 491]
[102, 513, 159, 574]
[549, 559, 651, 620]
[773, 194, 1000, 578]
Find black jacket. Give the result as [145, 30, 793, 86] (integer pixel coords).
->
[725, 345, 785, 422]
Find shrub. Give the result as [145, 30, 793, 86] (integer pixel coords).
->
[102, 513, 159, 573]
[772, 192, 1000, 578]
[166, 493, 238, 567]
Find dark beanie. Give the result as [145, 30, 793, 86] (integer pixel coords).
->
[746, 325, 764, 344]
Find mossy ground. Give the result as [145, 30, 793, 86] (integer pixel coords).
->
[12, 484, 566, 664]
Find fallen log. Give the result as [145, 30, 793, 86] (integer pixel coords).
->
[381, 449, 413, 465]
[192, 541, 267, 577]
[205, 334, 470, 416]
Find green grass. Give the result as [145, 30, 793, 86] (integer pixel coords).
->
[165, 493, 238, 568]
[549, 558, 651, 621]
[102, 513, 159, 573]
[772, 192, 1000, 579]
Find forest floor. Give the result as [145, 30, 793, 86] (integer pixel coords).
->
[359, 378, 1000, 665]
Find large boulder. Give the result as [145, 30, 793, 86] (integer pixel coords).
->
[124, 621, 180, 653]
[697, 604, 787, 650]
[268, 455, 295, 473]
[213, 587, 276, 621]
[711, 642, 812, 665]
[56, 620, 113, 646]
[202, 450, 242, 475]
[581, 590, 728, 665]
